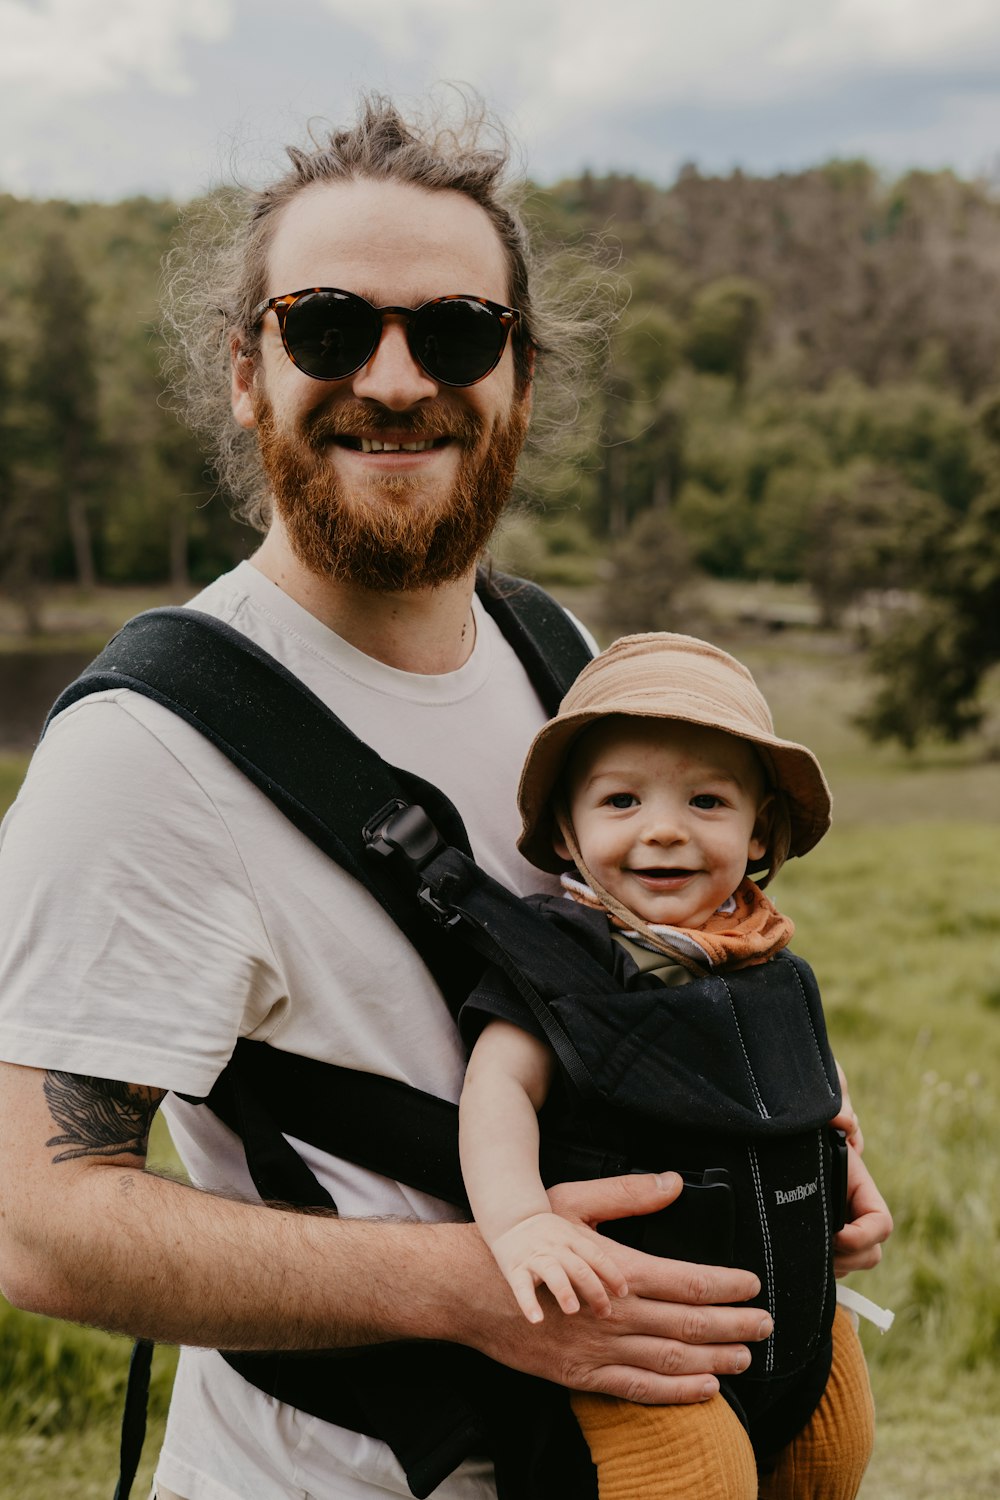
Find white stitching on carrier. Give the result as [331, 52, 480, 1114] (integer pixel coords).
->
[719, 977, 770, 1119]
[814, 1130, 831, 1343]
[787, 959, 836, 1098]
[747, 1144, 776, 1373]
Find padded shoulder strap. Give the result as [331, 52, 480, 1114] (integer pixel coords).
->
[476, 567, 592, 708]
[46, 569, 589, 1010]
[47, 605, 482, 1011]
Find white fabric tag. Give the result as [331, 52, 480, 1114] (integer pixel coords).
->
[836, 1282, 895, 1332]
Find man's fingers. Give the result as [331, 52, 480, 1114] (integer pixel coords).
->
[834, 1218, 886, 1273]
[550, 1171, 682, 1228]
[548, 1176, 762, 1306]
[834, 1145, 892, 1275]
[589, 1365, 722, 1405]
[622, 1254, 763, 1311]
[584, 1328, 755, 1401]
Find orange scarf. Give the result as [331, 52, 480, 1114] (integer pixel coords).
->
[561, 874, 795, 972]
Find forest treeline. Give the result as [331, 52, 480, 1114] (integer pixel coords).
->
[1, 161, 998, 744]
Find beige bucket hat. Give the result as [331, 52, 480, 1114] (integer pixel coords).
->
[517, 632, 832, 874]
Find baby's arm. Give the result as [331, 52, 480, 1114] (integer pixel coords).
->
[460, 1019, 629, 1323]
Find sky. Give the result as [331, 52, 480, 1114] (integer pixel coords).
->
[4, 0, 1000, 202]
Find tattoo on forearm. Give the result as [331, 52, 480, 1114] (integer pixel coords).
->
[43, 1073, 163, 1164]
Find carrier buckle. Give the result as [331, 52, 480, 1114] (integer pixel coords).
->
[416, 881, 463, 929]
[364, 801, 445, 871]
[363, 802, 461, 926]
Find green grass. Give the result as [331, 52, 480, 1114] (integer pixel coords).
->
[2, 609, 999, 1494]
[0, 755, 28, 815]
[777, 824, 1000, 1496]
[0, 1115, 180, 1495]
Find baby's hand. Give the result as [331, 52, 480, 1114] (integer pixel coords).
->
[489, 1211, 630, 1324]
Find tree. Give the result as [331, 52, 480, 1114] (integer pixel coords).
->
[600, 508, 707, 637]
[0, 340, 46, 634]
[858, 482, 1000, 747]
[804, 463, 943, 627]
[684, 277, 768, 391]
[23, 234, 103, 589]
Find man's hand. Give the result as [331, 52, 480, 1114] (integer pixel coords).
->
[834, 1144, 892, 1275]
[454, 1172, 772, 1406]
[833, 1060, 864, 1151]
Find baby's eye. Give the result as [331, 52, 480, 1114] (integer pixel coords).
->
[691, 793, 722, 810]
[606, 792, 638, 809]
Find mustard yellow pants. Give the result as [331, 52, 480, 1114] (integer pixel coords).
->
[571, 1307, 875, 1500]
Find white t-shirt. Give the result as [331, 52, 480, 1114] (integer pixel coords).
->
[0, 561, 591, 1500]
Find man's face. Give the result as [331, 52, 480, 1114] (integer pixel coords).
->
[232, 177, 531, 591]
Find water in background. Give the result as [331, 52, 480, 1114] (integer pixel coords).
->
[0, 652, 94, 751]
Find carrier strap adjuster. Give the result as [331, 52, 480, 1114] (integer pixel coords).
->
[363, 802, 463, 927]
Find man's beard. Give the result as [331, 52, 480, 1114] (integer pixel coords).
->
[254, 394, 528, 592]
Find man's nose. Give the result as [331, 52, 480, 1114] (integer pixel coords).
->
[350, 319, 438, 410]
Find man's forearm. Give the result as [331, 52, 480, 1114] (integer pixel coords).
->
[12, 1157, 475, 1349]
[0, 1061, 476, 1351]
[0, 1062, 774, 1405]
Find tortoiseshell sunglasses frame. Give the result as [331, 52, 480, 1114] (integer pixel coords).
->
[252, 287, 521, 387]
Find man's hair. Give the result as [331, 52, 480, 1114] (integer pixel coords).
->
[161, 90, 613, 529]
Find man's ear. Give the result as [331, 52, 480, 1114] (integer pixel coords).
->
[231, 336, 257, 431]
[748, 794, 775, 865]
[516, 343, 536, 416]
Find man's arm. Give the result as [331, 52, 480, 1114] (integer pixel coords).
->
[0, 1061, 770, 1404]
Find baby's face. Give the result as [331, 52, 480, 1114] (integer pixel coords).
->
[556, 718, 770, 929]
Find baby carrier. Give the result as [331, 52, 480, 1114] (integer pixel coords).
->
[49, 571, 845, 1499]
[368, 806, 848, 1459]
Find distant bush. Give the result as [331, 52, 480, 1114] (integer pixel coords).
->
[599, 508, 707, 636]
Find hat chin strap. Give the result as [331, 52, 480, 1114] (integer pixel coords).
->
[554, 802, 709, 976]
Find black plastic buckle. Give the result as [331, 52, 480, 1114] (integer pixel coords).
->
[364, 801, 445, 869]
[362, 801, 461, 927]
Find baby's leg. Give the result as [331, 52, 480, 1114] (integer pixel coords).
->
[758, 1306, 875, 1500]
[571, 1389, 757, 1500]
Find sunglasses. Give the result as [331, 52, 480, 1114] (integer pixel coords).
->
[253, 287, 521, 387]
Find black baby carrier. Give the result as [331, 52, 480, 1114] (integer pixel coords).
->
[49, 570, 845, 1499]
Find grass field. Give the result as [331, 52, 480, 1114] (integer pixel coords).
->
[1, 609, 998, 1497]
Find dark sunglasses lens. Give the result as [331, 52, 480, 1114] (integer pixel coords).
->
[412, 299, 507, 385]
[283, 292, 377, 379]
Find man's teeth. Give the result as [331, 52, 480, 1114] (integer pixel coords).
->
[358, 437, 436, 454]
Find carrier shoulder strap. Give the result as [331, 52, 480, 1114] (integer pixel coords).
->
[47, 568, 591, 1017]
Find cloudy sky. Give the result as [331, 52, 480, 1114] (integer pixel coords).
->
[4, 0, 1000, 201]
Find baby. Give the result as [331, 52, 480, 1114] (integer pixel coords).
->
[459, 632, 877, 1500]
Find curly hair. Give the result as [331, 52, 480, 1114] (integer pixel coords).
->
[160, 90, 615, 530]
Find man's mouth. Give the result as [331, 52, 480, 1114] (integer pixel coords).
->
[333, 435, 451, 454]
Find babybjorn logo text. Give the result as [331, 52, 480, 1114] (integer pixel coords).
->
[775, 1178, 819, 1206]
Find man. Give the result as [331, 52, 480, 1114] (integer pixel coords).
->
[0, 96, 889, 1500]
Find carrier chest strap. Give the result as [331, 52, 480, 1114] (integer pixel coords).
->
[192, 1038, 635, 1211]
